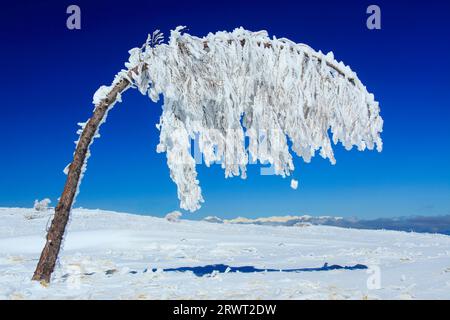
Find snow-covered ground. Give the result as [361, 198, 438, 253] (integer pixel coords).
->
[0, 207, 449, 300]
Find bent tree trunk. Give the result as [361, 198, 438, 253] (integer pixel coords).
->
[32, 73, 134, 284]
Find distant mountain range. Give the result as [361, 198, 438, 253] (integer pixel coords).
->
[203, 214, 450, 235]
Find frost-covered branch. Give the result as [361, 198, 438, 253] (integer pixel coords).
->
[125, 27, 383, 211]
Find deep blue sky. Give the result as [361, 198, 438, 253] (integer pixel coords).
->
[0, 0, 449, 219]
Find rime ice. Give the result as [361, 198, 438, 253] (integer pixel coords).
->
[290, 179, 298, 190]
[88, 27, 384, 212]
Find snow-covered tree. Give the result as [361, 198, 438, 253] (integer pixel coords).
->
[33, 27, 383, 283]
[165, 210, 182, 222]
[33, 198, 51, 212]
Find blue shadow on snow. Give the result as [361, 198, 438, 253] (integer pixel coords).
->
[148, 263, 368, 277]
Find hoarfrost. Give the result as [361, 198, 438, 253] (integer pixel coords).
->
[33, 198, 51, 212]
[69, 27, 383, 213]
[66, 71, 130, 204]
[290, 179, 298, 190]
[165, 210, 182, 222]
[126, 27, 383, 211]
[92, 86, 111, 105]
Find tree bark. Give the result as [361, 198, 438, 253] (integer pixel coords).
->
[32, 74, 133, 284]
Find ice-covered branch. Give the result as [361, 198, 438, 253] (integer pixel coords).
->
[125, 27, 383, 212]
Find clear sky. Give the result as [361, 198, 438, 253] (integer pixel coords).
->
[0, 0, 449, 219]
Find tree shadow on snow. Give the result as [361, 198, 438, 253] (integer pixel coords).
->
[146, 263, 368, 277]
